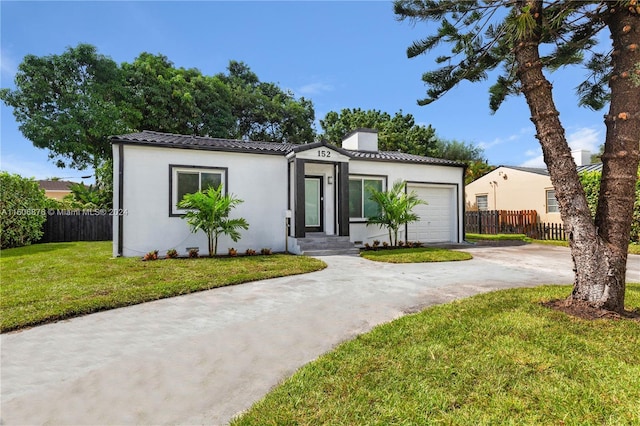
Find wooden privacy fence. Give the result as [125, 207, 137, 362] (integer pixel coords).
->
[527, 222, 567, 241]
[465, 210, 538, 235]
[39, 210, 113, 243]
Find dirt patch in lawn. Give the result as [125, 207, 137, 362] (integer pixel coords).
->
[543, 298, 640, 322]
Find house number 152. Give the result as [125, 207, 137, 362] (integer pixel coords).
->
[317, 150, 331, 158]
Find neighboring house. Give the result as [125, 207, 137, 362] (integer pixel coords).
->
[110, 129, 466, 257]
[38, 180, 74, 200]
[465, 150, 602, 224]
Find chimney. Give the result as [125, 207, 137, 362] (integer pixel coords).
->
[571, 149, 591, 166]
[341, 128, 378, 152]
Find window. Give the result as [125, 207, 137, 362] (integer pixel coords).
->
[349, 177, 384, 219]
[170, 166, 226, 215]
[546, 189, 559, 213]
[476, 195, 488, 211]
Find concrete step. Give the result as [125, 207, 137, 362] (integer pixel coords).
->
[293, 234, 359, 256]
[302, 247, 361, 256]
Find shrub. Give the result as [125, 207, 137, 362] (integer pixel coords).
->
[245, 248, 257, 256]
[165, 249, 178, 259]
[228, 247, 238, 257]
[261, 248, 272, 255]
[580, 168, 640, 243]
[188, 248, 199, 258]
[0, 172, 47, 249]
[143, 250, 159, 261]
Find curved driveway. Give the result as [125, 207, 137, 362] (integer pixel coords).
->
[1, 244, 638, 425]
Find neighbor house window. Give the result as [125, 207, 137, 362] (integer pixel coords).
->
[476, 195, 488, 211]
[349, 177, 384, 219]
[546, 189, 559, 213]
[170, 165, 227, 216]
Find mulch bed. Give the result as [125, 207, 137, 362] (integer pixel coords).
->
[543, 298, 640, 322]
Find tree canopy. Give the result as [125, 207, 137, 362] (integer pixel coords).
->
[320, 108, 441, 156]
[217, 60, 316, 143]
[395, 0, 640, 313]
[1, 45, 317, 171]
[0, 44, 132, 170]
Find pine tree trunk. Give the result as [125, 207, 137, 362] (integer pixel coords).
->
[514, 1, 639, 312]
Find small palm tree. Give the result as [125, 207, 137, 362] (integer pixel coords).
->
[367, 180, 427, 246]
[178, 185, 249, 256]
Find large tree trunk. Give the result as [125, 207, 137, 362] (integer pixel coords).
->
[514, 1, 639, 313]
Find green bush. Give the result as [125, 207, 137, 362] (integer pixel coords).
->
[579, 168, 640, 243]
[0, 172, 48, 249]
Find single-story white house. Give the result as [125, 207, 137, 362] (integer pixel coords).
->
[110, 128, 466, 257]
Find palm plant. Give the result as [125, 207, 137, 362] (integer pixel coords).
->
[177, 185, 249, 256]
[367, 180, 427, 246]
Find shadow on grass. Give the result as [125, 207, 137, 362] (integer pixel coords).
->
[0, 243, 77, 258]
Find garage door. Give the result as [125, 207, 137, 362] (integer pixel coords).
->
[407, 185, 456, 243]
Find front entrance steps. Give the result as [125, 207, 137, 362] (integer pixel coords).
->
[295, 233, 360, 256]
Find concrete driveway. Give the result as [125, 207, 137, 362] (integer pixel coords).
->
[1, 244, 638, 425]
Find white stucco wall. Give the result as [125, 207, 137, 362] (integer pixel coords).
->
[114, 145, 288, 257]
[348, 160, 465, 244]
[465, 167, 561, 223]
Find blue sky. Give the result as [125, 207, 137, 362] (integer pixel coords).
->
[1, 1, 607, 182]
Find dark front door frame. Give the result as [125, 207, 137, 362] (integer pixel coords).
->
[304, 175, 324, 233]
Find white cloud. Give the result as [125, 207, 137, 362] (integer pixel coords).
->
[566, 127, 601, 152]
[478, 127, 533, 150]
[520, 146, 545, 168]
[0, 47, 18, 82]
[517, 126, 602, 168]
[297, 81, 334, 96]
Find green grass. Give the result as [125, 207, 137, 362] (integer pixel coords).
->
[0, 242, 326, 332]
[466, 233, 640, 254]
[360, 247, 472, 263]
[466, 233, 529, 241]
[233, 285, 640, 426]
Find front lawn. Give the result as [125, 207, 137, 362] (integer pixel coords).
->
[232, 284, 640, 425]
[0, 242, 326, 332]
[466, 233, 640, 255]
[360, 247, 472, 263]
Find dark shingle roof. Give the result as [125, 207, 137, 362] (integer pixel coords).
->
[111, 130, 465, 167]
[577, 163, 603, 173]
[110, 130, 294, 155]
[502, 166, 550, 176]
[501, 164, 603, 176]
[38, 180, 74, 191]
[348, 150, 464, 166]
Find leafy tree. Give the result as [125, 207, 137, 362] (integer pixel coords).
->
[218, 60, 316, 143]
[465, 160, 496, 185]
[0, 172, 47, 248]
[395, 0, 639, 313]
[121, 53, 235, 138]
[0, 44, 133, 170]
[320, 108, 438, 155]
[177, 185, 249, 256]
[367, 180, 427, 245]
[430, 139, 485, 163]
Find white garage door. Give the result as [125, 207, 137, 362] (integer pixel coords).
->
[407, 185, 456, 243]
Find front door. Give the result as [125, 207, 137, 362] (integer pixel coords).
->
[305, 177, 323, 232]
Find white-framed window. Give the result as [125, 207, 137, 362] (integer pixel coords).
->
[349, 176, 385, 219]
[170, 165, 227, 216]
[476, 194, 488, 211]
[546, 189, 559, 213]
